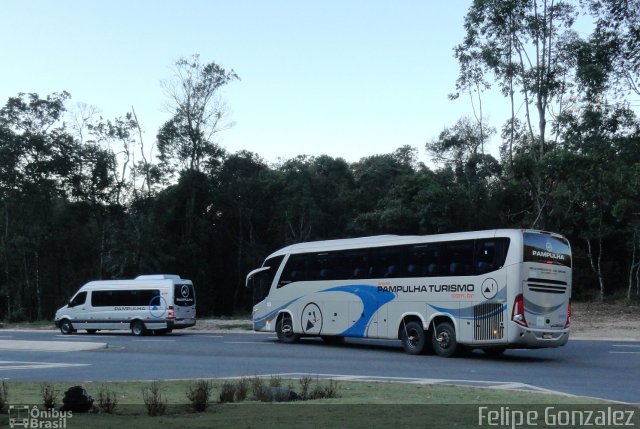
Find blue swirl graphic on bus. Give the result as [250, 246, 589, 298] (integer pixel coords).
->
[321, 285, 395, 337]
[148, 295, 168, 318]
[253, 298, 299, 330]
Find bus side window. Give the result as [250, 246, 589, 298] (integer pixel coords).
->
[475, 240, 496, 274]
[371, 246, 405, 279]
[406, 244, 439, 277]
[441, 241, 474, 276]
[474, 238, 510, 274]
[278, 254, 308, 287]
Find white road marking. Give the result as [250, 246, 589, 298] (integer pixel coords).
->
[224, 341, 275, 344]
[0, 360, 90, 371]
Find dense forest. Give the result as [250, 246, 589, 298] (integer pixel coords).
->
[1, 0, 639, 320]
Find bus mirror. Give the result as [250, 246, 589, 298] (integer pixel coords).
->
[246, 266, 271, 288]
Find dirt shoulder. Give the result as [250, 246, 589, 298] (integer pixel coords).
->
[570, 301, 640, 341]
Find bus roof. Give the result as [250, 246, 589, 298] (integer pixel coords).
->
[265, 229, 555, 259]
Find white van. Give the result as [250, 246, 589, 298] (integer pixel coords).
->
[54, 274, 196, 335]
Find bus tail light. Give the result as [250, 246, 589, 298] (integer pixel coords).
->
[564, 300, 571, 328]
[168, 306, 175, 319]
[511, 294, 528, 327]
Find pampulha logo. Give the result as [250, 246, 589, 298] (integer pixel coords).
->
[8, 405, 73, 428]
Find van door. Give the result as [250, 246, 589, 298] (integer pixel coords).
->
[68, 291, 89, 329]
[173, 283, 196, 326]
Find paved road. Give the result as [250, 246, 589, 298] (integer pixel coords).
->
[0, 330, 638, 403]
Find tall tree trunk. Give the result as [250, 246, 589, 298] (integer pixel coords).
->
[35, 250, 41, 320]
[586, 238, 605, 302]
[628, 230, 638, 300]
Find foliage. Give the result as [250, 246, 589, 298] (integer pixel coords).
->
[1, 22, 640, 324]
[142, 381, 167, 416]
[0, 381, 7, 412]
[40, 383, 57, 409]
[96, 384, 118, 414]
[185, 380, 212, 412]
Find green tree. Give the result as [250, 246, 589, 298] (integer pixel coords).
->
[587, 0, 640, 97]
[158, 55, 239, 174]
[456, 0, 579, 228]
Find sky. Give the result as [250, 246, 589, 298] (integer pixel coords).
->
[0, 1, 511, 165]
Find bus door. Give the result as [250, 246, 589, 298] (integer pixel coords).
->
[472, 238, 510, 345]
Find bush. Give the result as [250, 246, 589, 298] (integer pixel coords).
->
[40, 383, 57, 409]
[234, 378, 249, 402]
[142, 381, 166, 416]
[6, 309, 28, 323]
[219, 381, 237, 403]
[0, 381, 8, 412]
[186, 380, 212, 412]
[302, 377, 339, 400]
[97, 384, 118, 414]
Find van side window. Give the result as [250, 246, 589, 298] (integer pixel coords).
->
[92, 289, 161, 307]
[69, 291, 87, 307]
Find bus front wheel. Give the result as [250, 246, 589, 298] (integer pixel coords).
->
[432, 321, 459, 358]
[276, 314, 300, 344]
[401, 321, 426, 355]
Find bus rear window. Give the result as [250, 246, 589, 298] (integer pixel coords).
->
[523, 232, 571, 267]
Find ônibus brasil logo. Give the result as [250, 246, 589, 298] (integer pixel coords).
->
[9, 405, 72, 428]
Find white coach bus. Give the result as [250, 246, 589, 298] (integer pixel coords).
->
[54, 274, 196, 336]
[246, 229, 571, 357]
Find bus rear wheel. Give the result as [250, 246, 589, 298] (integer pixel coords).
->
[276, 314, 299, 344]
[432, 321, 459, 358]
[401, 321, 426, 355]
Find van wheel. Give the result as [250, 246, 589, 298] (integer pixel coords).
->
[59, 320, 74, 335]
[401, 321, 426, 355]
[432, 321, 459, 358]
[131, 320, 146, 336]
[86, 329, 97, 334]
[276, 314, 299, 344]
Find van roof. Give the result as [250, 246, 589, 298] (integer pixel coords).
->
[78, 274, 191, 289]
[135, 274, 182, 280]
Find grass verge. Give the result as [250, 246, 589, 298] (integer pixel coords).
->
[1, 378, 634, 429]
